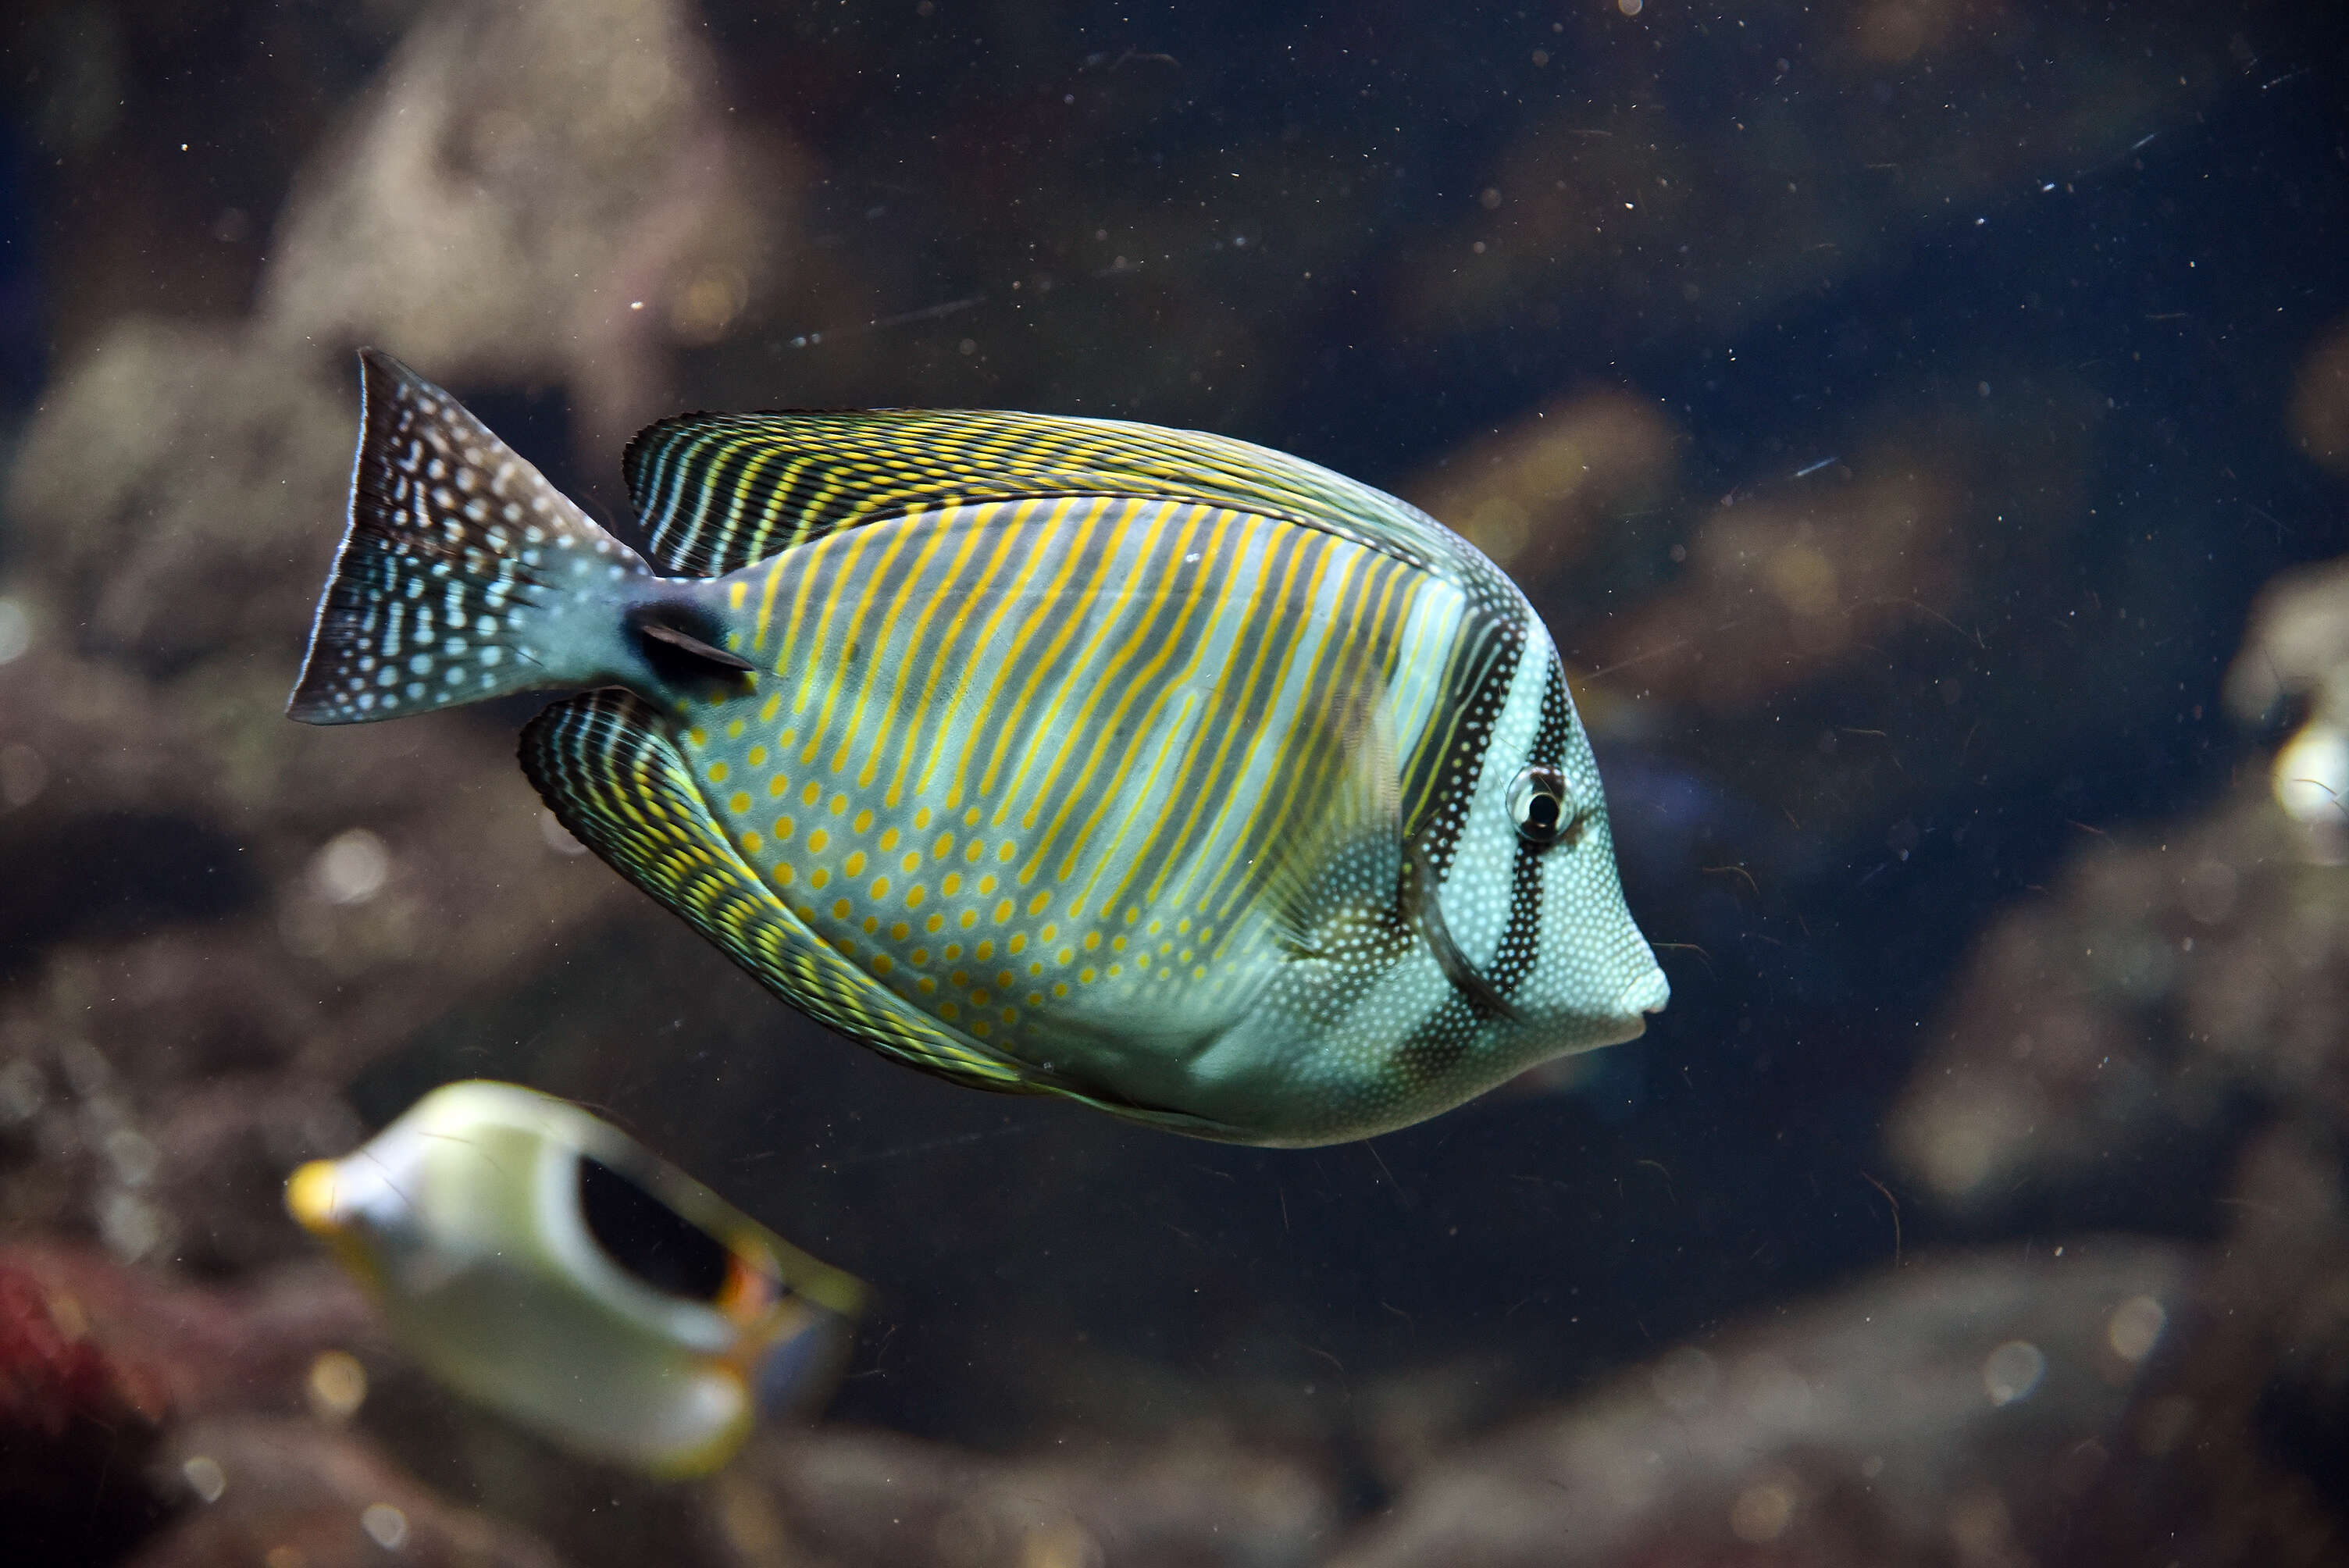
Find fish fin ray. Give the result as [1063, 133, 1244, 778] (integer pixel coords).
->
[289, 349, 647, 724]
[1256, 657, 1409, 960]
[621, 408, 1467, 578]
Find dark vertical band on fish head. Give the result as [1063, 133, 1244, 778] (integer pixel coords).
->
[1398, 601, 1527, 876]
[1404, 840, 1520, 1025]
[1483, 661, 1576, 1005]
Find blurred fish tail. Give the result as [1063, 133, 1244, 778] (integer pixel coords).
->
[738, 1213, 866, 1419]
[288, 348, 651, 724]
[750, 1300, 859, 1420]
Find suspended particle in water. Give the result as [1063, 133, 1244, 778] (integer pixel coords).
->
[2106, 1295, 2167, 1363]
[308, 1349, 369, 1421]
[182, 1456, 226, 1503]
[361, 1504, 409, 1549]
[1982, 1340, 2047, 1406]
[0, 597, 29, 663]
[311, 829, 390, 904]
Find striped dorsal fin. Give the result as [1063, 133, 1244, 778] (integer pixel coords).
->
[621, 408, 1464, 579]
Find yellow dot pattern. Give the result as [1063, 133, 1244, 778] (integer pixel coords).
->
[521, 689, 1024, 1096]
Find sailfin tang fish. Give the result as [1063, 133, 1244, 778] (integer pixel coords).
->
[286, 1080, 864, 1477]
[290, 349, 1667, 1146]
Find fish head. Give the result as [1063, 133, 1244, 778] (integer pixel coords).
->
[286, 1135, 435, 1299]
[1428, 617, 1667, 1073]
[285, 1082, 561, 1303]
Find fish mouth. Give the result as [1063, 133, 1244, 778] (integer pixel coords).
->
[285, 1157, 397, 1295]
[286, 1159, 347, 1237]
[1614, 966, 1671, 1022]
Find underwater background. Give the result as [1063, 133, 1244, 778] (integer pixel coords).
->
[3, 1, 2347, 1563]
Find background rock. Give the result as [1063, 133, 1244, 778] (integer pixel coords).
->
[1331, 1242, 2187, 1568]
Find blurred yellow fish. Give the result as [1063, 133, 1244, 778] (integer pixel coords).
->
[286, 1080, 863, 1477]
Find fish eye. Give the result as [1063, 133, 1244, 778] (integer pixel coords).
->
[1507, 764, 1574, 846]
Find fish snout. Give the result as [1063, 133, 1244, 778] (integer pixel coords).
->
[286, 1160, 347, 1237]
[1613, 966, 1671, 1023]
[286, 1153, 411, 1242]
[285, 1156, 404, 1295]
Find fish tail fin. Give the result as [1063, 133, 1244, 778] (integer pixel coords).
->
[749, 1300, 858, 1420]
[287, 348, 652, 725]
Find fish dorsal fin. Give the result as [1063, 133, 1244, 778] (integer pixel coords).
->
[1256, 657, 1409, 961]
[622, 408, 1465, 578]
[520, 689, 1034, 1096]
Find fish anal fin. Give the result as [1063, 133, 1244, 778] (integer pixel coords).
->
[517, 690, 1028, 1096]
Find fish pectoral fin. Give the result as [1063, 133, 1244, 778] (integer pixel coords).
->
[517, 690, 1033, 1096]
[1256, 661, 1409, 960]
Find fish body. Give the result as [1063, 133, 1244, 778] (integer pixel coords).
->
[290, 351, 1666, 1145]
[286, 1080, 863, 1477]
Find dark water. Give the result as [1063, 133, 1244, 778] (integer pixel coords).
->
[4, 3, 2347, 1564]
